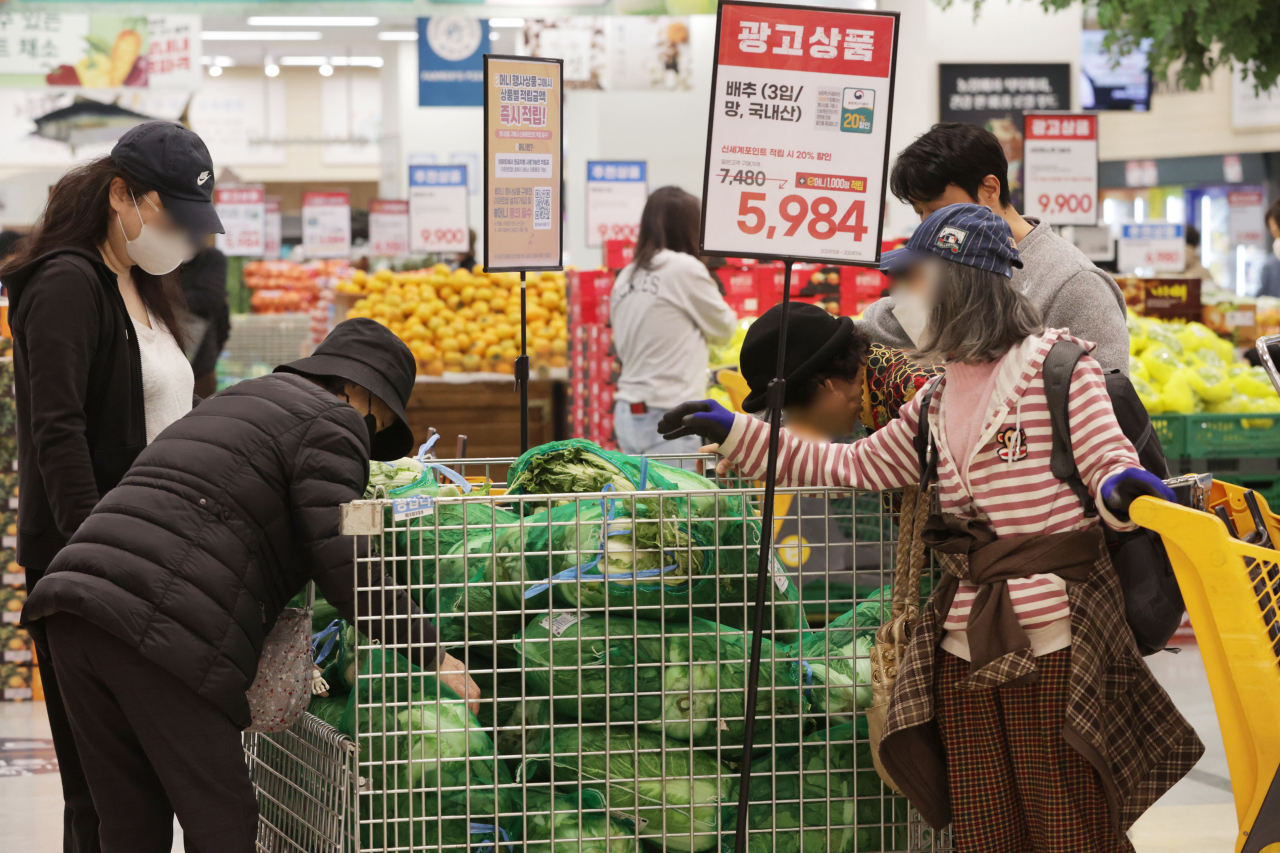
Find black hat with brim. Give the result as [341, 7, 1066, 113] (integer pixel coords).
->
[739, 303, 855, 413]
[112, 121, 225, 236]
[276, 318, 417, 461]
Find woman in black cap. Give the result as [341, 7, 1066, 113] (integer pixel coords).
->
[21, 318, 475, 853]
[0, 120, 224, 852]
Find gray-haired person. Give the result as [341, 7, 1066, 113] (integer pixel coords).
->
[865, 122, 1129, 374]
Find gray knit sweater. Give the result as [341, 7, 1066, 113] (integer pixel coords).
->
[860, 219, 1130, 374]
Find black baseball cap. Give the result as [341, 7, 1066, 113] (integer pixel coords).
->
[880, 203, 1022, 278]
[112, 121, 224, 236]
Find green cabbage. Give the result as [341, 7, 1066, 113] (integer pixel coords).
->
[786, 628, 877, 719]
[524, 789, 638, 853]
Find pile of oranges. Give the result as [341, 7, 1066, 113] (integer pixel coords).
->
[340, 264, 569, 376]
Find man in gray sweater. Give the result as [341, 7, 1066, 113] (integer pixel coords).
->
[863, 123, 1129, 373]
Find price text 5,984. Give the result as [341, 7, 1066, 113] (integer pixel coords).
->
[735, 192, 867, 241]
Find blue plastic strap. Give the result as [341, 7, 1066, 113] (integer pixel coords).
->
[798, 659, 814, 702]
[430, 462, 473, 494]
[310, 620, 343, 665]
[471, 824, 514, 853]
[638, 456, 649, 491]
[416, 434, 440, 462]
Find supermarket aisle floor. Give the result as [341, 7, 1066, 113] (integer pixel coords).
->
[0, 646, 1239, 853]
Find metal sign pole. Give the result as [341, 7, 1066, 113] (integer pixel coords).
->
[733, 258, 793, 853]
[517, 270, 530, 453]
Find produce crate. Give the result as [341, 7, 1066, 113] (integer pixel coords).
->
[248, 453, 951, 853]
[1183, 413, 1280, 459]
[1148, 414, 1187, 460]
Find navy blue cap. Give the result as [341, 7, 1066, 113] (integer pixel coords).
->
[880, 203, 1022, 278]
[112, 121, 224, 236]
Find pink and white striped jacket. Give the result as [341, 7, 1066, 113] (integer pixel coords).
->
[719, 329, 1140, 655]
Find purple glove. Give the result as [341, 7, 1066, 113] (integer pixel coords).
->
[656, 400, 736, 445]
[1102, 468, 1176, 520]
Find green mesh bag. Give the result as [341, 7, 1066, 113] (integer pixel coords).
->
[524, 788, 639, 853]
[781, 593, 893, 719]
[514, 613, 803, 753]
[724, 722, 909, 853]
[307, 693, 348, 731]
[343, 648, 522, 851]
[531, 726, 729, 853]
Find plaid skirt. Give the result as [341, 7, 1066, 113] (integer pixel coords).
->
[935, 647, 1136, 853]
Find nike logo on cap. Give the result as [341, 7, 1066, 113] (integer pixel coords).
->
[197, 171, 211, 186]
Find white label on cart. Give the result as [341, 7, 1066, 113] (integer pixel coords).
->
[7, 497, 17, 509]
[391, 496, 436, 522]
[539, 612, 582, 637]
[770, 553, 789, 593]
[2, 536, 15, 549]
[3, 688, 32, 701]
[610, 811, 649, 831]
[2, 574, 23, 585]
[2, 612, 20, 624]
[3, 650, 32, 663]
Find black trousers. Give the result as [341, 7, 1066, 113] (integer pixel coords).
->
[43, 614, 259, 853]
[26, 566, 101, 853]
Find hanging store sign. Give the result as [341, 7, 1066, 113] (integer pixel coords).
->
[483, 55, 564, 272]
[418, 17, 489, 107]
[263, 198, 282, 260]
[214, 186, 266, 257]
[1228, 190, 1267, 247]
[369, 199, 411, 258]
[301, 191, 352, 259]
[1118, 223, 1185, 273]
[1022, 112, 1097, 226]
[409, 164, 470, 254]
[586, 161, 647, 248]
[700, 2, 900, 265]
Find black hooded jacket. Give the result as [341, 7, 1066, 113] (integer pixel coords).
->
[5, 248, 148, 577]
[22, 373, 439, 728]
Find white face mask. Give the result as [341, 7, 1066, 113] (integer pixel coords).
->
[1273, 237, 1280, 261]
[118, 193, 189, 275]
[892, 289, 932, 348]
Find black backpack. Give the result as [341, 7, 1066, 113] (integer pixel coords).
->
[913, 340, 1184, 655]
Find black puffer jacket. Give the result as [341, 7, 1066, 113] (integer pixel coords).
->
[23, 373, 437, 727]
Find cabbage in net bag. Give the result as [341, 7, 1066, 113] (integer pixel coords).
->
[341, 648, 521, 851]
[530, 726, 729, 853]
[514, 613, 803, 753]
[523, 788, 638, 853]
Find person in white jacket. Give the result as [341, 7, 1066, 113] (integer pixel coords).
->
[610, 186, 737, 457]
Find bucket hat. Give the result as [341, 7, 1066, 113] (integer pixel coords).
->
[277, 318, 416, 460]
[739, 303, 855, 413]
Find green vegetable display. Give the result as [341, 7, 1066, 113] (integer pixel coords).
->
[524, 788, 639, 853]
[782, 597, 892, 718]
[533, 726, 729, 853]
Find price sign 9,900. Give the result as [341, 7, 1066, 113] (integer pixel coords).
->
[700, 1, 899, 266]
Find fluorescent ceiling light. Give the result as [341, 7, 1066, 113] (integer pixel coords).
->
[202, 31, 322, 41]
[488, 18, 526, 27]
[280, 56, 327, 66]
[280, 56, 383, 67]
[378, 31, 418, 41]
[247, 17, 379, 27]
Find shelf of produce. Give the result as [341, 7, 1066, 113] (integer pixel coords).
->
[1181, 413, 1280, 459]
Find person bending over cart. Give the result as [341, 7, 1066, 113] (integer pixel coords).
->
[21, 318, 477, 853]
[658, 204, 1203, 853]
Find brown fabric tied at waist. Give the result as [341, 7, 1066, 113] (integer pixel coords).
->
[922, 514, 1103, 691]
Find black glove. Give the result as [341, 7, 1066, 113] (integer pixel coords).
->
[656, 399, 735, 445]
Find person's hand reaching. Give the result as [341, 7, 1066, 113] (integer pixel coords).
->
[657, 400, 736, 445]
[437, 652, 481, 713]
[1102, 469, 1176, 520]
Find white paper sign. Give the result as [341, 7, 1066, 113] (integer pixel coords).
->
[410, 165, 470, 254]
[1228, 190, 1267, 247]
[369, 199, 411, 258]
[1023, 113, 1098, 226]
[147, 14, 201, 90]
[586, 161, 647, 249]
[214, 187, 266, 257]
[302, 191, 352, 259]
[700, 3, 898, 264]
[263, 198, 282, 260]
[1119, 223, 1185, 273]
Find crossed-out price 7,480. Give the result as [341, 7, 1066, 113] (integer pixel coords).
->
[735, 191, 868, 241]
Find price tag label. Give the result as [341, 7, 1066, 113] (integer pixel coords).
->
[302, 192, 352, 259]
[369, 200, 411, 258]
[214, 187, 267, 257]
[263, 198, 283, 260]
[1119, 224, 1186, 273]
[1023, 114, 1097, 226]
[586, 161, 647, 249]
[7, 498, 17, 510]
[410, 165, 471, 254]
[391, 495, 436, 522]
[538, 612, 582, 637]
[2, 611, 20, 624]
[700, 3, 899, 265]
[1, 536, 15, 549]
[3, 649, 32, 663]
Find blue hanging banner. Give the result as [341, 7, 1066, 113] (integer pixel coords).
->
[418, 17, 489, 107]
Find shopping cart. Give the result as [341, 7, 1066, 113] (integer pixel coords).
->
[246, 452, 950, 853]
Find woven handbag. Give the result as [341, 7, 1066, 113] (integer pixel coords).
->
[867, 482, 932, 793]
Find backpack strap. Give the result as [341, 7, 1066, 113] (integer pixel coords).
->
[912, 376, 942, 491]
[1042, 340, 1097, 517]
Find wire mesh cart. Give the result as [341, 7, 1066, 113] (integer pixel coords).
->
[246, 452, 950, 853]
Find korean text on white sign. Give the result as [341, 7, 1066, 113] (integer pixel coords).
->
[301, 192, 352, 259]
[409, 165, 470, 254]
[700, 2, 899, 265]
[263, 198, 282, 260]
[1023, 113, 1098, 226]
[1119, 223, 1186, 273]
[369, 200, 411, 258]
[586, 161, 647, 249]
[214, 187, 266, 257]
